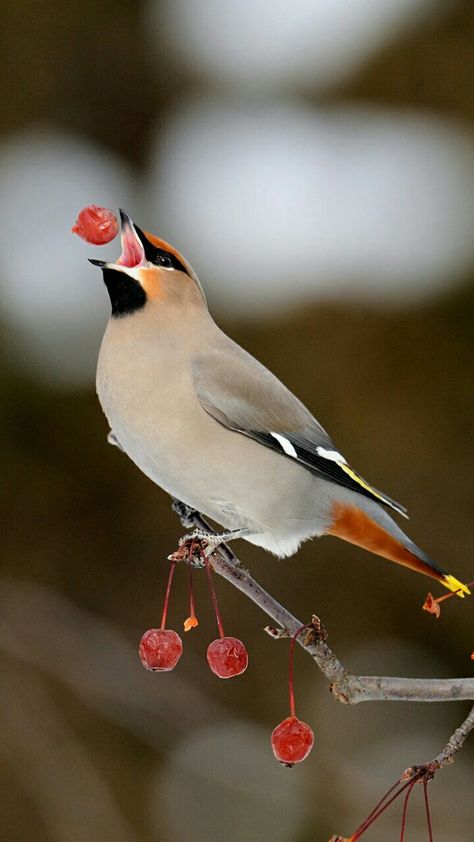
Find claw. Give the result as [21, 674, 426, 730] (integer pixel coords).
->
[168, 533, 211, 567]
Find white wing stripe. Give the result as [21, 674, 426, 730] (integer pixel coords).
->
[316, 446, 346, 464]
[271, 432, 298, 458]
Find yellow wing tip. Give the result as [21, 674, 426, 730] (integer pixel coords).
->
[442, 575, 471, 598]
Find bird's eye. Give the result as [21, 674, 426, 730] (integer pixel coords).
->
[156, 254, 173, 269]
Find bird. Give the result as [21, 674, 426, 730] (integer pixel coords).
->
[89, 209, 469, 597]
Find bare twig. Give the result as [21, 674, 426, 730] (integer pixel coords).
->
[329, 706, 474, 842]
[172, 500, 474, 706]
[432, 702, 474, 765]
[403, 702, 474, 781]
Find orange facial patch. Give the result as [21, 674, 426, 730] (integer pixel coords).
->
[327, 503, 442, 581]
[135, 267, 164, 300]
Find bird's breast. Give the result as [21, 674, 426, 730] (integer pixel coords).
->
[97, 332, 201, 491]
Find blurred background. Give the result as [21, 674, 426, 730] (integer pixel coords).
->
[1, 1, 473, 839]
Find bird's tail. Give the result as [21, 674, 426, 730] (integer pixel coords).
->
[327, 500, 470, 597]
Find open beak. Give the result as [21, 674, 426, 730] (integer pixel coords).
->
[89, 209, 146, 271]
[116, 210, 146, 268]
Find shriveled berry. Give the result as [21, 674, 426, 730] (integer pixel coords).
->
[139, 628, 183, 672]
[72, 205, 119, 245]
[207, 636, 248, 678]
[271, 716, 314, 765]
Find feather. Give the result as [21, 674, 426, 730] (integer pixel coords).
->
[191, 339, 407, 517]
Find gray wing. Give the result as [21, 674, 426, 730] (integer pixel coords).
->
[191, 340, 407, 517]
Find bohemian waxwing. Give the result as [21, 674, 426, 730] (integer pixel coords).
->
[90, 210, 469, 596]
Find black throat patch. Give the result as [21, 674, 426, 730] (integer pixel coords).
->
[102, 267, 147, 317]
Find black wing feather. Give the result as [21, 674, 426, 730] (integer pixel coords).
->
[240, 430, 408, 517]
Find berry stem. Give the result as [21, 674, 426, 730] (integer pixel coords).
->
[350, 774, 422, 840]
[188, 565, 197, 621]
[288, 625, 310, 719]
[399, 778, 416, 842]
[350, 779, 403, 838]
[205, 558, 225, 639]
[184, 565, 199, 630]
[423, 779, 433, 842]
[160, 561, 177, 630]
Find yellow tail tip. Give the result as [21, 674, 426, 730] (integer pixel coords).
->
[442, 575, 471, 597]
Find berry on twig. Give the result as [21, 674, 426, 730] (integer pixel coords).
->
[271, 624, 314, 766]
[139, 561, 183, 672]
[139, 628, 183, 672]
[205, 558, 248, 679]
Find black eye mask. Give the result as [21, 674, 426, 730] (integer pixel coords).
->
[134, 225, 190, 275]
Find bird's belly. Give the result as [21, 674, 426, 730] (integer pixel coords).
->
[97, 369, 332, 555]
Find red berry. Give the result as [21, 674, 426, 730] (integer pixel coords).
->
[139, 628, 183, 672]
[72, 205, 119, 245]
[271, 716, 314, 765]
[207, 636, 248, 678]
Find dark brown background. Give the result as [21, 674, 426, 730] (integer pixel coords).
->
[1, 2, 473, 840]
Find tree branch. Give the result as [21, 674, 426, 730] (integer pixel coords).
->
[172, 499, 474, 706]
[432, 702, 474, 765]
[404, 702, 474, 777]
[396, 701, 474, 805]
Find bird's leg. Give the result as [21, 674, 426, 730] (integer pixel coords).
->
[191, 527, 249, 546]
[171, 499, 198, 529]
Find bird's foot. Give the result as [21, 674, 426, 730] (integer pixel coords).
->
[168, 532, 209, 568]
[168, 528, 247, 568]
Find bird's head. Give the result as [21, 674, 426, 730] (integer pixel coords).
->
[90, 210, 206, 317]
